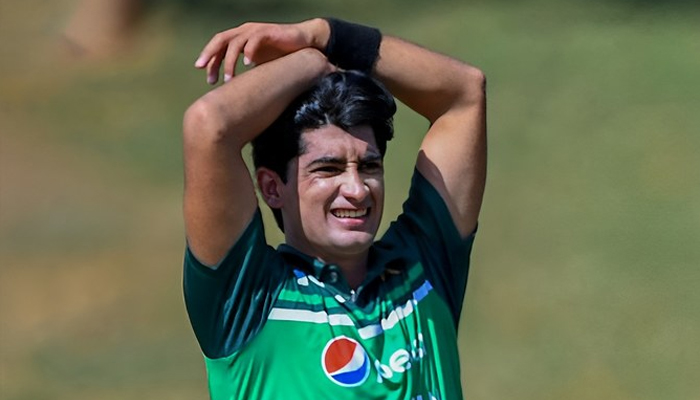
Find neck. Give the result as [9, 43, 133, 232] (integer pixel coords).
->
[329, 255, 367, 289]
[287, 240, 369, 289]
[314, 250, 368, 289]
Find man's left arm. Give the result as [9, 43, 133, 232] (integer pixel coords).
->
[192, 19, 486, 236]
[374, 36, 487, 237]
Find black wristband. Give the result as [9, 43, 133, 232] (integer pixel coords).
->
[324, 18, 381, 73]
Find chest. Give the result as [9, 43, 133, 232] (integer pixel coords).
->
[222, 267, 462, 400]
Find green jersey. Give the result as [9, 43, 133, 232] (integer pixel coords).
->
[184, 170, 476, 400]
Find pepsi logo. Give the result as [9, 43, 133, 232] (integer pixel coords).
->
[321, 336, 370, 387]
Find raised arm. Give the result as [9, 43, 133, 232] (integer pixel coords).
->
[183, 40, 332, 266]
[374, 37, 487, 237]
[185, 18, 486, 264]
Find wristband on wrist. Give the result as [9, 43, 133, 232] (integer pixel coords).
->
[323, 18, 381, 73]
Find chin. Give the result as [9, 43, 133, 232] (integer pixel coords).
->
[327, 232, 376, 254]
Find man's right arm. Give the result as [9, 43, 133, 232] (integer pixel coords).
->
[183, 47, 332, 266]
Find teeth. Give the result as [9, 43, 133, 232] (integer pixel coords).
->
[333, 208, 368, 218]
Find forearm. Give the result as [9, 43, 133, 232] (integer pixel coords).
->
[182, 48, 332, 265]
[312, 19, 484, 123]
[374, 36, 485, 124]
[184, 48, 332, 149]
[362, 27, 486, 236]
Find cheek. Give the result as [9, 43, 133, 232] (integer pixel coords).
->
[367, 178, 384, 195]
[299, 179, 337, 210]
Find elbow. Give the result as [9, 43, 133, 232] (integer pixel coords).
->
[182, 98, 229, 150]
[425, 66, 486, 123]
[462, 66, 486, 105]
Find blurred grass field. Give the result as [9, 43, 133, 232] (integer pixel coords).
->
[1, 0, 699, 399]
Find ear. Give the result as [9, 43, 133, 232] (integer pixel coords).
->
[256, 167, 285, 209]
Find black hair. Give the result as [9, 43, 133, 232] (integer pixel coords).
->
[252, 70, 397, 231]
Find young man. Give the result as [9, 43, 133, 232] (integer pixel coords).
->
[182, 18, 486, 400]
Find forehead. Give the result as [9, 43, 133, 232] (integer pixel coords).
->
[300, 125, 379, 157]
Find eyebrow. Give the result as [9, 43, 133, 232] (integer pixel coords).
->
[305, 153, 383, 169]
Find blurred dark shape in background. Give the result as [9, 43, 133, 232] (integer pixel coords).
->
[1, 0, 699, 399]
[62, 0, 144, 58]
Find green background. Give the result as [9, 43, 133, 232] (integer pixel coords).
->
[1, 0, 699, 398]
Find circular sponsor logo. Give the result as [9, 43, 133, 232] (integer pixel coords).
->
[321, 336, 370, 387]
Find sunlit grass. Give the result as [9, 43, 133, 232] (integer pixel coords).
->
[1, 0, 698, 399]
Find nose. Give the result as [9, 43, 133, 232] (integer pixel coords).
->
[339, 168, 369, 200]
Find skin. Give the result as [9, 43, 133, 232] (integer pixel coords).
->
[183, 18, 486, 287]
[259, 125, 384, 287]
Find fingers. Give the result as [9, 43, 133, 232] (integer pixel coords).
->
[222, 37, 248, 82]
[205, 51, 224, 85]
[195, 31, 227, 69]
[195, 34, 223, 84]
[194, 31, 233, 85]
[242, 35, 263, 67]
[194, 22, 311, 85]
[195, 27, 253, 85]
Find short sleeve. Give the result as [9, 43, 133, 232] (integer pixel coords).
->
[381, 170, 476, 325]
[183, 209, 288, 358]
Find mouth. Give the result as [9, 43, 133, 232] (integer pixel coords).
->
[330, 208, 369, 219]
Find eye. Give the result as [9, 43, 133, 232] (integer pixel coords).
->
[360, 161, 383, 173]
[311, 165, 343, 175]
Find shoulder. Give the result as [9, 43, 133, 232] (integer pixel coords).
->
[184, 210, 292, 357]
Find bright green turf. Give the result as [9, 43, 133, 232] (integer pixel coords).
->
[1, 0, 698, 398]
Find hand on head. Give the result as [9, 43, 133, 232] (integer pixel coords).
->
[194, 19, 330, 84]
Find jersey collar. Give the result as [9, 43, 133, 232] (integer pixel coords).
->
[277, 243, 402, 294]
